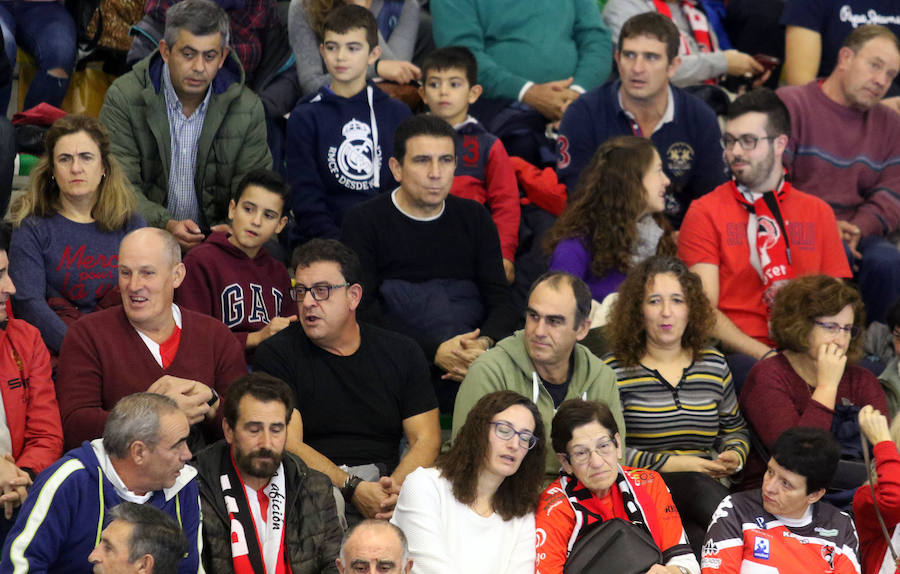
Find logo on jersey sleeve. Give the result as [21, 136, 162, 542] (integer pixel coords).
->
[753, 536, 770, 560]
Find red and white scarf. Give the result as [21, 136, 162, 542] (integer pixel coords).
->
[221, 446, 290, 574]
[652, 0, 714, 55]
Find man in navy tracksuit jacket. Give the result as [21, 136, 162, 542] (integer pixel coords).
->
[286, 82, 410, 245]
[0, 393, 201, 574]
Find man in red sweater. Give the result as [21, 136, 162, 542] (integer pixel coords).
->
[56, 228, 246, 451]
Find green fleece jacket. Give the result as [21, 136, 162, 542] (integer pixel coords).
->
[453, 330, 625, 480]
[99, 50, 272, 229]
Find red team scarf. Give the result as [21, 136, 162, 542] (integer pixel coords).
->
[221, 446, 290, 574]
[652, 0, 714, 54]
[729, 178, 796, 311]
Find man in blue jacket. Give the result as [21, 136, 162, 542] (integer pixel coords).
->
[0, 393, 202, 574]
[557, 12, 727, 227]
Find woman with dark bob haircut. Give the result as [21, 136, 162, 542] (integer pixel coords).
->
[740, 275, 888, 489]
[546, 135, 676, 302]
[8, 114, 144, 354]
[535, 399, 699, 573]
[391, 390, 545, 574]
[604, 255, 749, 555]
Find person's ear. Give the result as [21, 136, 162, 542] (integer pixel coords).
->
[347, 283, 363, 310]
[557, 452, 574, 475]
[275, 215, 288, 235]
[574, 318, 591, 341]
[135, 554, 154, 573]
[806, 487, 827, 506]
[667, 55, 682, 78]
[389, 156, 403, 183]
[227, 199, 236, 222]
[171, 262, 186, 289]
[159, 40, 171, 63]
[467, 84, 483, 104]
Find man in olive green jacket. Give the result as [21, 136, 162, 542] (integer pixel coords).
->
[453, 271, 625, 482]
[99, 0, 271, 251]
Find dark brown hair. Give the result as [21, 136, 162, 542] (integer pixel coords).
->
[438, 391, 546, 520]
[618, 12, 679, 62]
[608, 255, 714, 366]
[551, 399, 619, 455]
[770, 275, 865, 360]
[322, 4, 377, 50]
[544, 135, 675, 278]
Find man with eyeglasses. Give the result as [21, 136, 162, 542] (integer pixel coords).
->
[253, 238, 440, 526]
[778, 25, 900, 325]
[557, 12, 727, 228]
[453, 271, 624, 481]
[679, 88, 850, 384]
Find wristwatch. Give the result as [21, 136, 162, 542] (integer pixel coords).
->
[341, 475, 363, 503]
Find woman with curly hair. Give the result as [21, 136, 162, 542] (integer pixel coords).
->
[604, 255, 749, 555]
[546, 135, 676, 303]
[740, 275, 888, 489]
[391, 390, 545, 574]
[8, 114, 144, 354]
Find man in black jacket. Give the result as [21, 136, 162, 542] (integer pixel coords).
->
[195, 372, 342, 574]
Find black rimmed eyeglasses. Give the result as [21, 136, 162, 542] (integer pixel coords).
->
[293, 282, 350, 301]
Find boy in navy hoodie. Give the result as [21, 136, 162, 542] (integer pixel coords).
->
[176, 169, 297, 353]
[419, 46, 520, 284]
[286, 4, 411, 246]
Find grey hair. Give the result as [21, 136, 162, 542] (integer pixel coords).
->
[108, 502, 188, 573]
[339, 520, 409, 566]
[121, 227, 182, 266]
[163, 0, 230, 50]
[103, 393, 180, 458]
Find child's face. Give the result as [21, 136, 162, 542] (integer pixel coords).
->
[227, 184, 287, 256]
[320, 28, 377, 87]
[420, 67, 481, 126]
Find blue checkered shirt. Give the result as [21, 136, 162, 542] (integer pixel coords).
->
[162, 63, 210, 224]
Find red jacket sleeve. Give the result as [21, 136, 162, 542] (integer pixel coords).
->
[853, 441, 900, 574]
[13, 323, 62, 474]
[535, 484, 575, 574]
[483, 140, 520, 261]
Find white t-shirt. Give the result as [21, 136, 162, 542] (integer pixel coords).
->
[391, 467, 535, 574]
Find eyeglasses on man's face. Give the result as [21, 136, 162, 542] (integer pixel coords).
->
[292, 282, 351, 301]
[721, 134, 776, 151]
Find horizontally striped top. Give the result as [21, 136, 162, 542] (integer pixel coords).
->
[603, 347, 749, 470]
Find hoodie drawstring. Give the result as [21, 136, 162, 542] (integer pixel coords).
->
[366, 85, 380, 188]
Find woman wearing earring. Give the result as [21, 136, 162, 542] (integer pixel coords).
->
[8, 114, 144, 354]
[391, 390, 546, 574]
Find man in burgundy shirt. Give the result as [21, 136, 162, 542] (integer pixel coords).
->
[778, 24, 900, 323]
[56, 227, 246, 451]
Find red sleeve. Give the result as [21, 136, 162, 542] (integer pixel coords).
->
[483, 140, 520, 261]
[15, 325, 62, 474]
[56, 318, 111, 450]
[677, 196, 721, 267]
[740, 357, 834, 448]
[648, 474, 692, 558]
[535, 484, 576, 574]
[814, 201, 852, 278]
[853, 441, 900, 574]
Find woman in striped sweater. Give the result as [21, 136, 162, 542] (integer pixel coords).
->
[603, 255, 749, 556]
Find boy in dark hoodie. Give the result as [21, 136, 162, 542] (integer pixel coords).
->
[286, 4, 411, 246]
[176, 169, 296, 354]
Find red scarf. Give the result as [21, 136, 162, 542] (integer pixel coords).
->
[652, 0, 713, 54]
[730, 179, 796, 311]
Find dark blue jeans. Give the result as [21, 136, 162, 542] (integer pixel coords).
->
[0, 1, 76, 111]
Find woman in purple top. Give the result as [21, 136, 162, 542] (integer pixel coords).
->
[545, 136, 676, 302]
[8, 115, 144, 353]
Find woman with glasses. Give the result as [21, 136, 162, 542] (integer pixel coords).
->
[536, 399, 699, 574]
[740, 274, 888, 489]
[391, 390, 545, 574]
[545, 135, 676, 303]
[603, 255, 749, 556]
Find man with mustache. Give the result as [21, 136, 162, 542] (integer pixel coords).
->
[679, 88, 850, 383]
[195, 372, 342, 574]
[778, 25, 900, 325]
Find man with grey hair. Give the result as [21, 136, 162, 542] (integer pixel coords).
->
[452, 271, 624, 481]
[99, 0, 272, 251]
[337, 520, 412, 574]
[57, 227, 247, 451]
[1, 393, 202, 574]
[88, 501, 189, 573]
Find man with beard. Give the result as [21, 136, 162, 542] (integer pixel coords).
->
[678, 89, 850, 378]
[195, 372, 342, 574]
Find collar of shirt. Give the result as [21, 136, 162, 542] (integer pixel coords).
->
[617, 84, 675, 136]
[162, 62, 212, 119]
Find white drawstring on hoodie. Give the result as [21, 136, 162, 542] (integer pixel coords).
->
[532, 371, 586, 413]
[366, 85, 380, 188]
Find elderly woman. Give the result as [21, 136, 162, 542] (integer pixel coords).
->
[604, 255, 749, 555]
[8, 115, 144, 353]
[740, 275, 888, 489]
[536, 399, 699, 574]
[546, 135, 675, 303]
[853, 405, 900, 574]
[391, 390, 545, 574]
